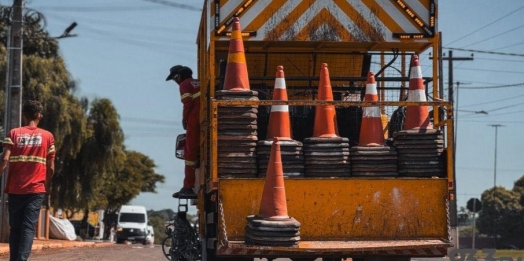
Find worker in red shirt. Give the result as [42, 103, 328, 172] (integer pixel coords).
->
[1, 100, 55, 261]
[166, 65, 200, 199]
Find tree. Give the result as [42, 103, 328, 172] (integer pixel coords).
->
[149, 216, 168, 245]
[100, 150, 165, 235]
[477, 187, 523, 240]
[0, 6, 166, 237]
[512, 176, 524, 206]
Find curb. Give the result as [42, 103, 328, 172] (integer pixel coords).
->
[0, 239, 115, 255]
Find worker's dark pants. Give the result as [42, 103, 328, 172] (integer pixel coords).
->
[184, 119, 200, 189]
[8, 193, 44, 261]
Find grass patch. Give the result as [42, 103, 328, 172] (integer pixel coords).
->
[473, 250, 524, 259]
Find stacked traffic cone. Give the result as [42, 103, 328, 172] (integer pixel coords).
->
[216, 17, 259, 177]
[351, 71, 398, 177]
[223, 17, 250, 92]
[393, 129, 445, 177]
[404, 55, 430, 130]
[313, 63, 338, 138]
[258, 66, 304, 177]
[359, 71, 384, 146]
[267, 66, 291, 140]
[394, 55, 444, 177]
[303, 63, 350, 177]
[246, 137, 301, 246]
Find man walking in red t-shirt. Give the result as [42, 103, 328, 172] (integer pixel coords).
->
[1, 100, 55, 261]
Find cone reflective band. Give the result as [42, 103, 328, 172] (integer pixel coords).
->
[359, 71, 385, 146]
[404, 55, 431, 129]
[223, 17, 250, 91]
[258, 137, 289, 219]
[267, 66, 291, 139]
[313, 63, 338, 138]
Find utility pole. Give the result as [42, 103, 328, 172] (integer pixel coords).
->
[489, 124, 504, 188]
[1, 0, 24, 243]
[488, 124, 504, 249]
[442, 50, 473, 251]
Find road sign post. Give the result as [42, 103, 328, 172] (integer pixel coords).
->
[467, 198, 481, 249]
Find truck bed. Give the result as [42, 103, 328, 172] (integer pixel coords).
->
[217, 239, 450, 258]
[214, 178, 451, 258]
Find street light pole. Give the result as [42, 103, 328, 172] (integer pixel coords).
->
[488, 124, 504, 249]
[489, 124, 504, 188]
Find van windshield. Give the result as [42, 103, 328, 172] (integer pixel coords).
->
[119, 213, 146, 223]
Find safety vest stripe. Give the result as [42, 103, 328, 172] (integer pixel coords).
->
[49, 145, 56, 154]
[2, 137, 13, 145]
[10, 155, 47, 164]
[185, 160, 196, 166]
[181, 92, 200, 101]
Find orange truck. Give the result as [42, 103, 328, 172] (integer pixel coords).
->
[181, 1, 455, 260]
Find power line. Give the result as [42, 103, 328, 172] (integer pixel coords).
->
[445, 4, 524, 46]
[458, 23, 524, 49]
[454, 67, 524, 75]
[121, 117, 179, 126]
[30, 5, 167, 12]
[460, 93, 524, 108]
[490, 41, 524, 51]
[487, 102, 524, 113]
[462, 119, 524, 124]
[474, 57, 524, 63]
[444, 47, 524, 57]
[141, 0, 201, 11]
[459, 82, 524, 89]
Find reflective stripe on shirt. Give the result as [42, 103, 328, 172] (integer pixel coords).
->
[10, 155, 47, 164]
[3, 137, 13, 145]
[181, 91, 201, 101]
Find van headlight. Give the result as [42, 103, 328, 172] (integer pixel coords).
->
[117, 226, 123, 232]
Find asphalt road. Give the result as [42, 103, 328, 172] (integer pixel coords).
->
[0, 243, 452, 261]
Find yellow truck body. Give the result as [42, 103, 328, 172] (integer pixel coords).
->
[194, 0, 453, 260]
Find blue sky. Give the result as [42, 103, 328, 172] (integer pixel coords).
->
[5, 0, 524, 213]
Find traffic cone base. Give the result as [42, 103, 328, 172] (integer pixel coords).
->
[313, 63, 338, 138]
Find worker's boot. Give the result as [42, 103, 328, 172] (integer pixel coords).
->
[172, 187, 197, 199]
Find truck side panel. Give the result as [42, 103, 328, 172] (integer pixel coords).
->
[219, 179, 448, 241]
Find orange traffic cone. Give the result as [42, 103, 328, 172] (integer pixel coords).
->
[404, 55, 431, 129]
[266, 66, 292, 140]
[359, 71, 385, 146]
[258, 137, 289, 219]
[313, 63, 338, 138]
[223, 17, 250, 91]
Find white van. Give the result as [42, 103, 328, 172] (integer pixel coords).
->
[116, 205, 148, 244]
[145, 225, 154, 245]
